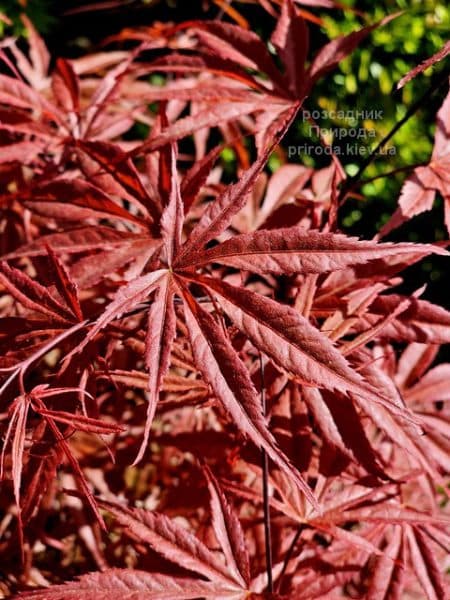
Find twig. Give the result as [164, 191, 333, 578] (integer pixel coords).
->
[338, 67, 449, 203]
[259, 352, 273, 594]
[276, 524, 306, 593]
[356, 162, 427, 186]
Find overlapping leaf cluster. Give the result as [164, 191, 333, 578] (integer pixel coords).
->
[0, 2, 449, 598]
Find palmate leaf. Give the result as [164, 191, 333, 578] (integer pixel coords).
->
[2, 108, 436, 539]
[269, 474, 449, 598]
[0, 5, 449, 596]
[268, 472, 388, 558]
[359, 520, 449, 600]
[180, 285, 318, 510]
[22, 453, 277, 597]
[0, 38, 146, 175]
[2, 225, 159, 290]
[97, 499, 240, 588]
[0, 261, 74, 324]
[379, 90, 450, 237]
[20, 486, 252, 599]
[195, 275, 415, 421]
[134, 142, 180, 464]
[131, 2, 398, 146]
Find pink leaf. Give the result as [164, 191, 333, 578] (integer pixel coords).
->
[130, 100, 272, 157]
[181, 287, 318, 510]
[180, 144, 223, 213]
[198, 276, 413, 420]
[0, 394, 30, 509]
[51, 58, 80, 113]
[2, 226, 150, 259]
[178, 106, 298, 262]
[367, 526, 403, 599]
[178, 228, 446, 274]
[0, 74, 63, 123]
[203, 464, 251, 587]
[24, 178, 144, 225]
[133, 274, 176, 465]
[75, 140, 157, 220]
[160, 144, 184, 265]
[0, 261, 73, 323]
[35, 408, 125, 434]
[406, 525, 447, 600]
[19, 568, 226, 600]
[191, 20, 285, 92]
[405, 364, 450, 404]
[271, 0, 309, 97]
[364, 295, 450, 344]
[378, 168, 438, 238]
[20, 14, 50, 79]
[308, 14, 399, 84]
[0, 141, 43, 164]
[45, 244, 83, 321]
[33, 396, 105, 529]
[67, 270, 167, 357]
[98, 499, 238, 586]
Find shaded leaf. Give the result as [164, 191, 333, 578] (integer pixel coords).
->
[98, 499, 238, 586]
[203, 464, 250, 587]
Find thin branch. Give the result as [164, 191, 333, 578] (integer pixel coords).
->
[276, 524, 306, 593]
[259, 352, 273, 594]
[356, 162, 427, 186]
[338, 68, 449, 203]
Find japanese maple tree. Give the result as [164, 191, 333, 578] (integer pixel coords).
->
[0, 1, 449, 598]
